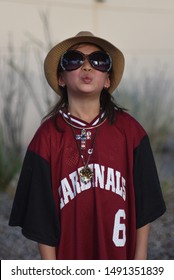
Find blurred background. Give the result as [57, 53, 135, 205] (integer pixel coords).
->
[0, 0, 174, 259]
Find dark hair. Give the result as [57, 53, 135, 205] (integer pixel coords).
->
[42, 87, 126, 130]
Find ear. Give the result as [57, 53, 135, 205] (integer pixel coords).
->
[58, 74, 66, 87]
[104, 74, 111, 89]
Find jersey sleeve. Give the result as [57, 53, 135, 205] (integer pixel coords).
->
[9, 123, 60, 247]
[133, 135, 166, 228]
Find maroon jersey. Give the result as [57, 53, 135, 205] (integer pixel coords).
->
[9, 110, 166, 259]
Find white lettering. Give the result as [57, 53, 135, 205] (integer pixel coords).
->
[105, 167, 115, 192]
[58, 186, 65, 209]
[122, 177, 126, 201]
[94, 164, 105, 188]
[59, 164, 127, 209]
[115, 171, 122, 197]
[69, 171, 81, 195]
[61, 178, 75, 206]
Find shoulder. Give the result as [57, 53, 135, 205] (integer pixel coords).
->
[28, 115, 62, 157]
[31, 113, 64, 138]
[114, 110, 147, 147]
[30, 117, 56, 142]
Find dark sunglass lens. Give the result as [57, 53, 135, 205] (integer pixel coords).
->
[61, 51, 83, 71]
[89, 52, 111, 72]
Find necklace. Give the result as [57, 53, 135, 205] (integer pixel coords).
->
[67, 112, 101, 184]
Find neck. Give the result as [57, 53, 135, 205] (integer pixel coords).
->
[68, 97, 101, 123]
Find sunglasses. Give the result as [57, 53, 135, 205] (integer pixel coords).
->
[60, 50, 112, 72]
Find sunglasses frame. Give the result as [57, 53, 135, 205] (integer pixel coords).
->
[60, 50, 112, 72]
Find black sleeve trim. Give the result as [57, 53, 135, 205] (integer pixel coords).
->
[9, 150, 60, 246]
[133, 135, 166, 228]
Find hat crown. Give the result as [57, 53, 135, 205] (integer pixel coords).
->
[75, 31, 94, 37]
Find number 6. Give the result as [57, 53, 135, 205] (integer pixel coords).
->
[112, 209, 126, 247]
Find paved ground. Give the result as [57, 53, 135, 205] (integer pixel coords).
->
[0, 152, 173, 260]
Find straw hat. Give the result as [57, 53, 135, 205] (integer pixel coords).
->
[44, 31, 125, 95]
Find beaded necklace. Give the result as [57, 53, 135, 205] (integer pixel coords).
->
[66, 112, 104, 184]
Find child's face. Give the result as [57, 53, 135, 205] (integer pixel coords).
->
[59, 44, 111, 98]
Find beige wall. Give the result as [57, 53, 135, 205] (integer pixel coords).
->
[1, 0, 174, 51]
[0, 0, 174, 145]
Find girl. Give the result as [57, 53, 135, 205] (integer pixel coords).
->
[9, 31, 166, 260]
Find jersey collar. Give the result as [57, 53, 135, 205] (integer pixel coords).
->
[59, 110, 106, 129]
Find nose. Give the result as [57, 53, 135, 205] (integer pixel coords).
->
[81, 58, 92, 71]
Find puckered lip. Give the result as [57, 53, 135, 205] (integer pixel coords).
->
[80, 74, 93, 84]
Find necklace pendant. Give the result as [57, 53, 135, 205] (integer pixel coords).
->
[79, 166, 93, 184]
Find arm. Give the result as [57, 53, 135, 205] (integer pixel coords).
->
[134, 223, 150, 260]
[38, 243, 56, 260]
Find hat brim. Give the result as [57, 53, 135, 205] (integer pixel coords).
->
[44, 34, 125, 95]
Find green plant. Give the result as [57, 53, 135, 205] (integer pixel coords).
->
[0, 131, 21, 191]
[116, 68, 174, 153]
